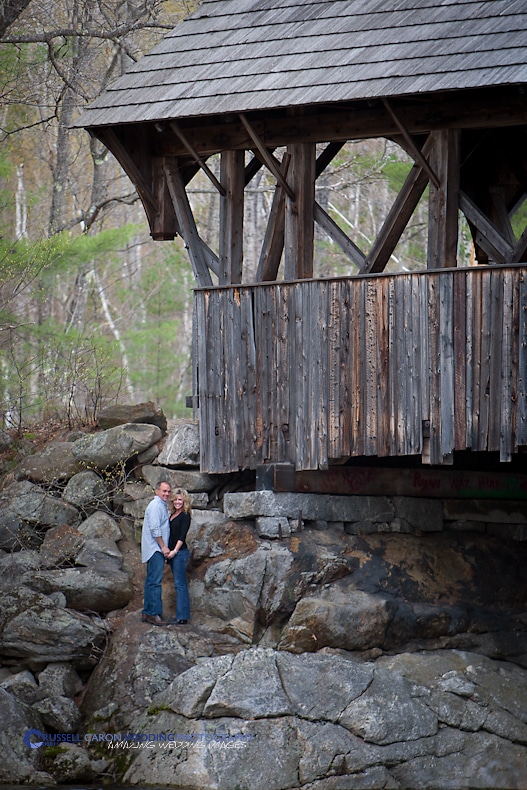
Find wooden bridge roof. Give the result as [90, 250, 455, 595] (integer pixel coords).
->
[76, 0, 527, 130]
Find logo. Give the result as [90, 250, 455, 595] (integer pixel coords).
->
[23, 729, 44, 749]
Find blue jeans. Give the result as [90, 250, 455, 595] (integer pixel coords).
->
[168, 547, 190, 621]
[143, 550, 165, 616]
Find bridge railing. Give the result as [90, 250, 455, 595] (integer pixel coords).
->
[193, 265, 527, 472]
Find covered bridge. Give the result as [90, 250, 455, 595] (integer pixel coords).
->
[76, 0, 527, 475]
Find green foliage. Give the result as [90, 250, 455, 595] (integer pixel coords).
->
[511, 199, 527, 241]
[122, 244, 193, 418]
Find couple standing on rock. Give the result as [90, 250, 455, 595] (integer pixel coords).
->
[141, 481, 191, 627]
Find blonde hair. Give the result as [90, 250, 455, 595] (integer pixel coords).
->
[171, 487, 192, 516]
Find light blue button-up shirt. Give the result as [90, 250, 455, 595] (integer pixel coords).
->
[141, 495, 170, 563]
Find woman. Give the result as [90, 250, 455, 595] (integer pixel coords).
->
[166, 488, 192, 624]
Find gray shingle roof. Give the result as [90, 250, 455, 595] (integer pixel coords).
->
[76, 0, 527, 129]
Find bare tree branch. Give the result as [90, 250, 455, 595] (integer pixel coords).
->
[0, 0, 32, 37]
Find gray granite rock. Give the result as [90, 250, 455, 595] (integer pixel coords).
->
[157, 420, 200, 467]
[15, 441, 84, 483]
[72, 423, 162, 468]
[224, 491, 395, 523]
[97, 401, 167, 432]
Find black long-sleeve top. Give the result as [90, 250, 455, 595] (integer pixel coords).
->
[168, 511, 191, 551]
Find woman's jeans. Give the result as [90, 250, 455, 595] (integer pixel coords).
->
[168, 547, 190, 620]
[143, 550, 165, 616]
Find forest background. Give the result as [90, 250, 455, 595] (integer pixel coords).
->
[0, 0, 466, 435]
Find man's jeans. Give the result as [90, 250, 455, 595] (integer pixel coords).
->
[169, 547, 190, 621]
[143, 550, 165, 616]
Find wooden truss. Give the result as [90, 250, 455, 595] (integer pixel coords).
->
[93, 86, 527, 288]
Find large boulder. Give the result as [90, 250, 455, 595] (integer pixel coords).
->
[278, 583, 395, 653]
[72, 423, 162, 468]
[15, 441, 85, 483]
[62, 469, 108, 512]
[77, 510, 122, 542]
[0, 687, 52, 784]
[0, 585, 110, 669]
[26, 529, 133, 611]
[0, 480, 81, 537]
[142, 464, 217, 493]
[157, 420, 200, 467]
[118, 648, 527, 790]
[81, 611, 222, 728]
[97, 401, 167, 433]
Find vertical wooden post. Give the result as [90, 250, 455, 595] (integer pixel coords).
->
[220, 149, 245, 284]
[427, 129, 460, 269]
[284, 142, 315, 280]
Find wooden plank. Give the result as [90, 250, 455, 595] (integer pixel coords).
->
[453, 269, 467, 450]
[408, 274, 422, 454]
[393, 275, 406, 455]
[316, 280, 329, 468]
[376, 276, 390, 456]
[427, 129, 460, 269]
[488, 269, 504, 451]
[163, 162, 213, 287]
[350, 278, 363, 457]
[464, 269, 474, 450]
[470, 270, 483, 450]
[219, 149, 245, 284]
[194, 292, 209, 467]
[254, 286, 268, 463]
[364, 280, 378, 455]
[276, 283, 292, 462]
[290, 282, 306, 468]
[427, 274, 442, 463]
[241, 287, 257, 469]
[518, 270, 527, 446]
[284, 142, 316, 280]
[478, 270, 492, 450]
[439, 272, 454, 461]
[338, 279, 353, 459]
[328, 279, 341, 460]
[272, 465, 527, 500]
[500, 269, 514, 461]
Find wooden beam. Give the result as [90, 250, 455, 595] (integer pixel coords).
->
[244, 152, 267, 186]
[284, 142, 315, 280]
[362, 136, 433, 274]
[315, 141, 346, 177]
[239, 113, 295, 200]
[151, 87, 527, 159]
[382, 98, 440, 188]
[427, 129, 460, 269]
[163, 162, 213, 287]
[313, 202, 364, 270]
[219, 149, 245, 284]
[151, 156, 180, 240]
[459, 191, 515, 263]
[97, 127, 158, 214]
[169, 121, 226, 196]
[263, 463, 527, 501]
[256, 153, 290, 282]
[490, 187, 517, 247]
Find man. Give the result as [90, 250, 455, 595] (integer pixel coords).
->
[141, 480, 171, 626]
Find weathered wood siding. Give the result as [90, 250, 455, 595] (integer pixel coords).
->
[194, 265, 527, 473]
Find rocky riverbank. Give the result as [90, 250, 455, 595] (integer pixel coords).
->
[1, 404, 526, 788]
